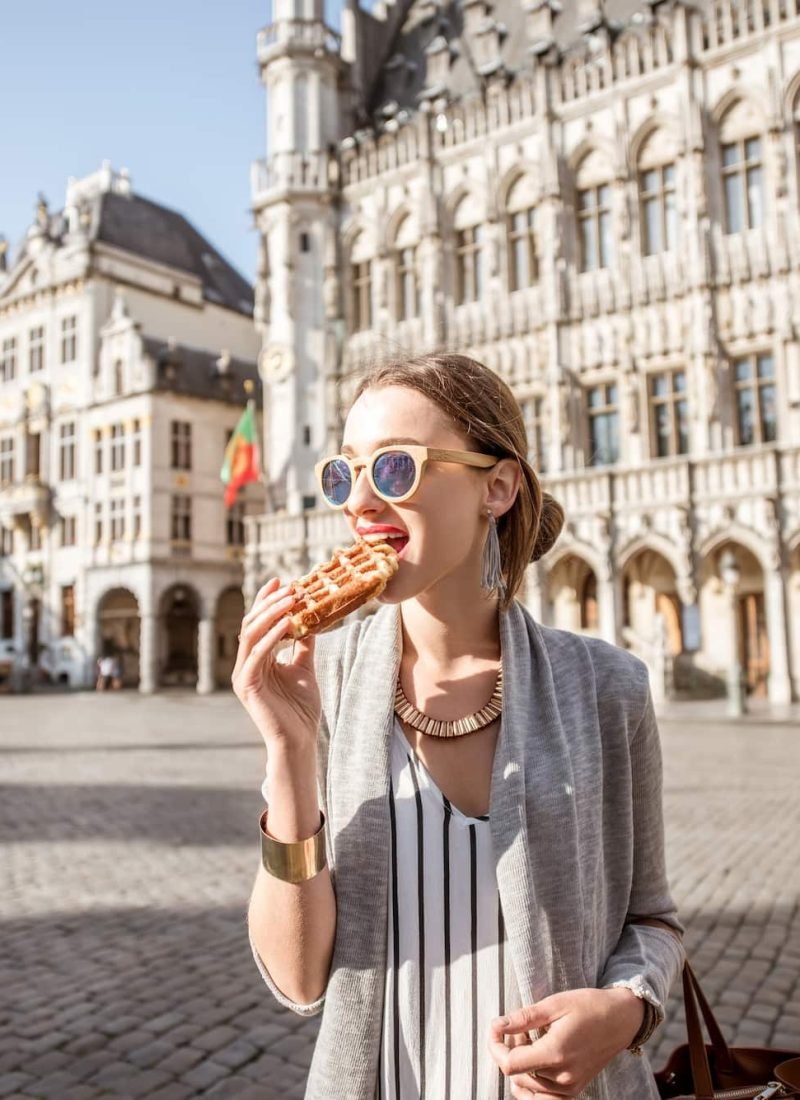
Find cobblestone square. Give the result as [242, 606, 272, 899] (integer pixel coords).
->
[1, 692, 798, 1098]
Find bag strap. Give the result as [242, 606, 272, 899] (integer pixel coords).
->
[682, 963, 736, 1098]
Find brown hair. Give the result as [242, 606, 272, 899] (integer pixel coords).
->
[351, 352, 565, 610]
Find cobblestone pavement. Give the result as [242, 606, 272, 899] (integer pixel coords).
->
[1, 691, 798, 1099]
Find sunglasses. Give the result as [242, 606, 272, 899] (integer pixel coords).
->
[315, 445, 498, 509]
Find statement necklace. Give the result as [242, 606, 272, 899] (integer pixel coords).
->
[394, 665, 503, 739]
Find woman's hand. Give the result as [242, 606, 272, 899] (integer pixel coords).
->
[487, 987, 645, 1098]
[232, 578, 321, 752]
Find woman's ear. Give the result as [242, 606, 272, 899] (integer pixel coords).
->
[486, 457, 521, 516]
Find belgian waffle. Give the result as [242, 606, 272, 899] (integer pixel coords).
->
[286, 537, 400, 639]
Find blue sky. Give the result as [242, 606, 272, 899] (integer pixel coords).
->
[1, 1, 342, 285]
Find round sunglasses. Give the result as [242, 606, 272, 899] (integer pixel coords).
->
[314, 445, 498, 509]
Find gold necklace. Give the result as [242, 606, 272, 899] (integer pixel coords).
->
[394, 665, 503, 739]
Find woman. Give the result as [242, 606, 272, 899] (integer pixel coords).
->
[237, 354, 683, 1100]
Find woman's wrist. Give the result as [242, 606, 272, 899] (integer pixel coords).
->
[262, 741, 320, 843]
[604, 987, 647, 1051]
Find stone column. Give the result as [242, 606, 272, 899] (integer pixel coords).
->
[139, 612, 157, 694]
[197, 618, 215, 696]
[523, 564, 544, 621]
[765, 568, 792, 706]
[598, 575, 618, 646]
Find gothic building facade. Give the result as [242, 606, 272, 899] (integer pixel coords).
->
[246, 0, 800, 704]
[0, 165, 261, 692]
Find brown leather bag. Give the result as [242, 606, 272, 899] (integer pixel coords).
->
[654, 964, 800, 1099]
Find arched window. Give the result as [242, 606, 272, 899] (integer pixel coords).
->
[638, 130, 678, 255]
[580, 571, 599, 631]
[506, 175, 538, 290]
[453, 194, 485, 305]
[350, 232, 372, 332]
[719, 99, 765, 233]
[393, 215, 419, 322]
[575, 150, 613, 272]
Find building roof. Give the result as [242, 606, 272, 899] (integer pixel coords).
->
[95, 191, 254, 317]
[142, 336, 261, 405]
[359, 0, 706, 122]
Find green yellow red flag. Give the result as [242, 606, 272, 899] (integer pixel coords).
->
[221, 401, 261, 508]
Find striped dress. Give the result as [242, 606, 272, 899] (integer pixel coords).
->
[378, 717, 521, 1100]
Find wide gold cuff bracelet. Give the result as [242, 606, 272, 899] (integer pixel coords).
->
[259, 808, 327, 884]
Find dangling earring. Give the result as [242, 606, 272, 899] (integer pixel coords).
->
[480, 510, 505, 595]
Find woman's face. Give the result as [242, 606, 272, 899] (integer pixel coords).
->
[339, 385, 498, 606]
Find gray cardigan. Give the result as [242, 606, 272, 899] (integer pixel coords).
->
[250, 599, 684, 1100]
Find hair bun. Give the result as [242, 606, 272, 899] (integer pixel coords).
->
[530, 492, 565, 563]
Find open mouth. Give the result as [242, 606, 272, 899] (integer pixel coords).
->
[361, 532, 410, 559]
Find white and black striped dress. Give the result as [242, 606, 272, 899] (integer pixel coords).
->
[378, 717, 521, 1100]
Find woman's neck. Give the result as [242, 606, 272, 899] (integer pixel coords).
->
[399, 593, 501, 669]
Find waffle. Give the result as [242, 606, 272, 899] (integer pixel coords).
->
[286, 537, 400, 639]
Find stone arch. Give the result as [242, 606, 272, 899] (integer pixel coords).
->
[628, 114, 683, 174]
[698, 525, 772, 575]
[497, 165, 540, 213]
[567, 138, 618, 181]
[215, 586, 244, 689]
[158, 583, 202, 688]
[385, 205, 418, 248]
[96, 587, 140, 687]
[620, 545, 684, 657]
[698, 538, 768, 698]
[617, 532, 685, 581]
[542, 550, 600, 634]
[710, 87, 770, 133]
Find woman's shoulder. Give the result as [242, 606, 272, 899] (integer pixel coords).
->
[535, 618, 650, 721]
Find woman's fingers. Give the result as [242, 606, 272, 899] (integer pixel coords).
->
[233, 592, 295, 680]
[241, 578, 287, 628]
[241, 611, 294, 675]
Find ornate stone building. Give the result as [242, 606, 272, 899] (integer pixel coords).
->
[247, 0, 800, 705]
[0, 165, 261, 692]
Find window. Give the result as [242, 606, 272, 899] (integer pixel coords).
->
[29, 326, 45, 373]
[110, 497, 125, 541]
[0, 527, 13, 557]
[649, 370, 688, 458]
[350, 233, 372, 332]
[110, 424, 125, 472]
[586, 382, 619, 466]
[61, 584, 75, 637]
[30, 525, 41, 552]
[1, 337, 17, 383]
[114, 360, 124, 396]
[0, 436, 14, 485]
[132, 495, 142, 540]
[60, 315, 78, 363]
[640, 164, 677, 255]
[392, 215, 419, 322]
[506, 176, 538, 291]
[1, 589, 13, 638]
[580, 573, 599, 631]
[733, 353, 776, 446]
[94, 502, 103, 546]
[453, 197, 486, 306]
[132, 419, 142, 466]
[226, 501, 246, 546]
[171, 494, 192, 541]
[94, 429, 104, 475]
[26, 432, 40, 480]
[170, 421, 192, 470]
[578, 184, 613, 272]
[521, 395, 547, 472]
[60, 515, 77, 547]
[722, 137, 764, 233]
[59, 422, 77, 481]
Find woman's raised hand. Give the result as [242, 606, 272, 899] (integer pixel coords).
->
[487, 987, 645, 1098]
[232, 578, 321, 752]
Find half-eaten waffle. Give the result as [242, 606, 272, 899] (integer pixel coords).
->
[286, 537, 399, 638]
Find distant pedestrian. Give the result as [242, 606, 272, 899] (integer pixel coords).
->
[96, 655, 114, 691]
[236, 354, 684, 1100]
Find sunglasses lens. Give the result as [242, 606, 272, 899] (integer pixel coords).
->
[373, 451, 417, 499]
[321, 458, 352, 505]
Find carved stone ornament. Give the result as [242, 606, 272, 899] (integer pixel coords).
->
[259, 344, 294, 384]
